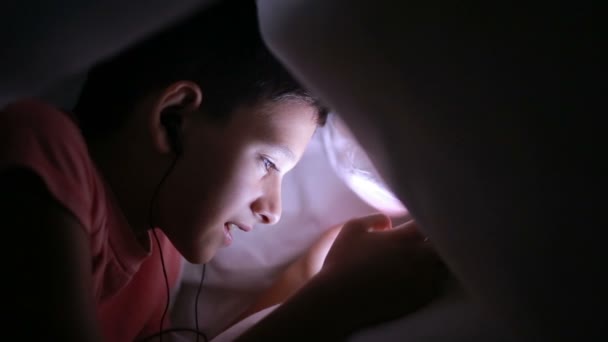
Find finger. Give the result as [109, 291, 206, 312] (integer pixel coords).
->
[392, 219, 417, 230]
[342, 213, 391, 234]
[383, 223, 438, 252]
[382, 220, 425, 239]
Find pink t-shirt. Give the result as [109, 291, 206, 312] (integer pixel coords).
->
[0, 99, 182, 342]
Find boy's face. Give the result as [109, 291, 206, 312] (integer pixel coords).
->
[159, 99, 318, 263]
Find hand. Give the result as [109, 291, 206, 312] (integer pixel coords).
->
[234, 214, 446, 341]
[317, 213, 448, 333]
[232, 225, 343, 324]
[298, 224, 344, 278]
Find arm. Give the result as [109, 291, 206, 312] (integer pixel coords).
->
[234, 225, 342, 323]
[2, 168, 102, 342]
[235, 269, 355, 341]
[235, 215, 446, 340]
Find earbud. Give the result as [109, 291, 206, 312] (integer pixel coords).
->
[160, 113, 183, 157]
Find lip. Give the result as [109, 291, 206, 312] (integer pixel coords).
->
[222, 222, 252, 247]
[223, 224, 233, 246]
[228, 222, 252, 232]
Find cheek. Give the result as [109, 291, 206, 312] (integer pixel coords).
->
[212, 160, 262, 211]
[175, 151, 260, 224]
[160, 160, 235, 260]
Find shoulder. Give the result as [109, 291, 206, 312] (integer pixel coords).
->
[1, 98, 84, 144]
[2, 98, 76, 123]
[0, 99, 102, 233]
[0, 98, 92, 173]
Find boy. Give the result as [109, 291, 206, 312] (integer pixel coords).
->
[1, 1, 445, 341]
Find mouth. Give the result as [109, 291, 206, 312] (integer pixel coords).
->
[223, 222, 252, 246]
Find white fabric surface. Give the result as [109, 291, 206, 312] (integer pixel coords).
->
[210, 305, 280, 342]
[209, 279, 512, 342]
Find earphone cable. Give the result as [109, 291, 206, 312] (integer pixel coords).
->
[140, 156, 208, 342]
[149, 157, 179, 342]
[152, 229, 172, 342]
[195, 263, 207, 342]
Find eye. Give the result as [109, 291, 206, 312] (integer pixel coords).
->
[261, 156, 280, 173]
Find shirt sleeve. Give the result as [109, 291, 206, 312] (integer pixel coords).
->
[0, 99, 97, 233]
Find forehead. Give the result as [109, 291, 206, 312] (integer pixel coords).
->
[230, 99, 318, 148]
[248, 99, 317, 127]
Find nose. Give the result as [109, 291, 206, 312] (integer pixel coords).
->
[251, 180, 282, 225]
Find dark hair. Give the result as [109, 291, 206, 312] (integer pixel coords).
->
[73, 0, 327, 140]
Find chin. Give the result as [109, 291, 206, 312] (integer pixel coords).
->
[183, 252, 215, 264]
[181, 245, 217, 264]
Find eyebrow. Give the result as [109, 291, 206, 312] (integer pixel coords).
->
[270, 144, 296, 163]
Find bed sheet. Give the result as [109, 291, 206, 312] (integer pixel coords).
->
[209, 279, 512, 342]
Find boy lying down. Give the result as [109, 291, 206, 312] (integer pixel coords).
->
[1, 1, 446, 341]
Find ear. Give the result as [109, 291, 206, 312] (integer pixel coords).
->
[149, 81, 203, 155]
